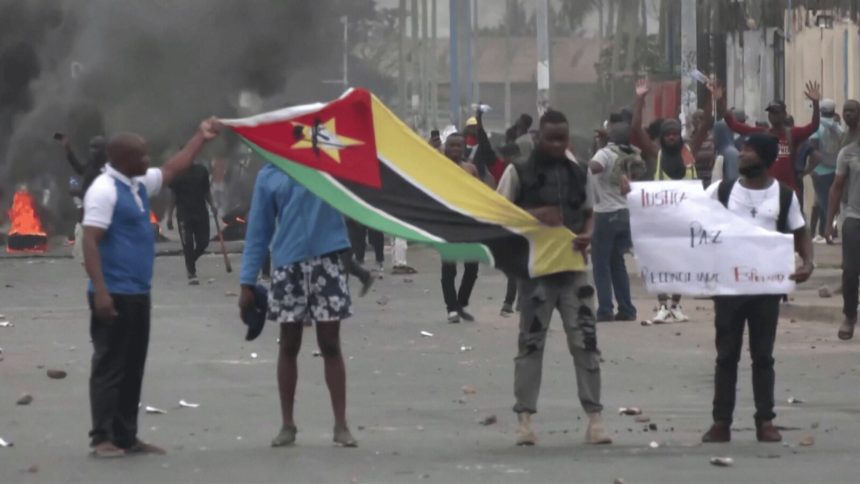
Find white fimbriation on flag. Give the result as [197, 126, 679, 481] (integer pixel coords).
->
[628, 181, 796, 296]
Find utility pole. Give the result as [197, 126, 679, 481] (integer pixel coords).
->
[431, 0, 438, 129]
[472, 0, 480, 106]
[463, 0, 473, 114]
[680, 0, 697, 133]
[504, 0, 512, 128]
[421, 0, 430, 132]
[411, 0, 420, 129]
[536, 0, 550, 116]
[449, 0, 460, 126]
[399, 0, 407, 118]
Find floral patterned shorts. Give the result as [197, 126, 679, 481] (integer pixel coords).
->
[268, 252, 352, 324]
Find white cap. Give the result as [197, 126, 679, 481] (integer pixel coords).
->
[821, 98, 837, 114]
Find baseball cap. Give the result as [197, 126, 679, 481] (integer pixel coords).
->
[240, 285, 268, 341]
[765, 100, 787, 113]
[820, 98, 837, 114]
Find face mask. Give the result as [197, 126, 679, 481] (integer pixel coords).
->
[739, 163, 767, 178]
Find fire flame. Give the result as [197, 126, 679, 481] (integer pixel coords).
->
[150, 211, 158, 224]
[8, 190, 46, 237]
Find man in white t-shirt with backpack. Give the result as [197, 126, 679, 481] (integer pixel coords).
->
[700, 133, 814, 444]
[588, 123, 645, 322]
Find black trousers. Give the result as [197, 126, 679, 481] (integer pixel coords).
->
[712, 295, 780, 423]
[843, 218, 860, 320]
[347, 220, 384, 264]
[178, 216, 209, 276]
[339, 249, 371, 283]
[504, 275, 518, 306]
[441, 262, 478, 312]
[88, 293, 151, 448]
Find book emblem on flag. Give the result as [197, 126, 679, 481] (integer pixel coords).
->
[291, 117, 363, 164]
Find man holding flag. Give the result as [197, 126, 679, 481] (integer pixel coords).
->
[496, 109, 612, 446]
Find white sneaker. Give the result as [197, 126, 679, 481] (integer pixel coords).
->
[813, 235, 827, 244]
[670, 305, 690, 322]
[375, 262, 385, 272]
[652, 305, 674, 324]
[447, 311, 461, 324]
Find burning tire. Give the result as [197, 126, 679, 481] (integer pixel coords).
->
[6, 189, 48, 254]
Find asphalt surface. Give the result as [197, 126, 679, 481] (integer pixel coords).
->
[1, 242, 858, 484]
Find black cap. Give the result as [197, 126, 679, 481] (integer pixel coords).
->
[430, 129, 440, 138]
[743, 133, 780, 167]
[240, 285, 268, 341]
[765, 100, 787, 113]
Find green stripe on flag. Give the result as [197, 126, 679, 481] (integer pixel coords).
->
[244, 140, 493, 264]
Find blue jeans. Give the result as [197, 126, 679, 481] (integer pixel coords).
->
[812, 172, 835, 237]
[592, 210, 636, 319]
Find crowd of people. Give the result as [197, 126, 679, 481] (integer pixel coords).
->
[64, 74, 860, 458]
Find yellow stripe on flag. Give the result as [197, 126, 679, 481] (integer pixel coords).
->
[370, 95, 584, 275]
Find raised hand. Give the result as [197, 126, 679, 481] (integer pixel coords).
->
[804, 81, 821, 102]
[635, 78, 651, 99]
[707, 79, 724, 101]
[199, 117, 221, 140]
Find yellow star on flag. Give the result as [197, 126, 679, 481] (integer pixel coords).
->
[290, 117, 363, 163]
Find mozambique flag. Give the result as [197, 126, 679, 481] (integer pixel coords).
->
[220, 88, 584, 278]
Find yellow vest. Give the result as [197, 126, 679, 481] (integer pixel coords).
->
[654, 146, 698, 180]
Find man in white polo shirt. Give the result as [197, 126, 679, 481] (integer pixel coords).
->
[82, 118, 220, 457]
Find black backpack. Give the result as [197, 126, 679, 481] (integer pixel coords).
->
[716, 179, 794, 234]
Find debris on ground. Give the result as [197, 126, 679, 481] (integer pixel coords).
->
[403, 278, 414, 283]
[648, 423, 658, 431]
[179, 400, 200, 408]
[614, 479, 625, 484]
[799, 435, 815, 447]
[0, 321, 14, 328]
[16, 394, 33, 406]
[145, 406, 167, 414]
[818, 287, 832, 298]
[21, 464, 38, 474]
[462, 385, 477, 395]
[250, 353, 258, 359]
[710, 456, 734, 467]
[649, 441, 660, 449]
[788, 396, 804, 405]
[640, 320, 653, 326]
[619, 407, 642, 416]
[633, 415, 650, 423]
[478, 414, 497, 426]
[420, 331, 434, 337]
[46, 369, 67, 379]
[459, 345, 473, 352]
[0, 437, 12, 447]
[207, 278, 215, 284]
[376, 296, 390, 306]
[312, 350, 322, 357]
[224, 291, 238, 297]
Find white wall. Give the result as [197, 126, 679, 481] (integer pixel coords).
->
[725, 28, 779, 124]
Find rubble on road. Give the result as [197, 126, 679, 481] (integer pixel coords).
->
[46, 369, 67, 379]
[16, 394, 33, 405]
[710, 457, 734, 467]
[619, 407, 642, 416]
[478, 414, 497, 426]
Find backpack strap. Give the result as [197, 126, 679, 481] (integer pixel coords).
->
[776, 181, 794, 234]
[717, 179, 736, 207]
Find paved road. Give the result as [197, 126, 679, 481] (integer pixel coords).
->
[1, 247, 858, 483]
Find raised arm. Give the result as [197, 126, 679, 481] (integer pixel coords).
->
[793, 81, 821, 140]
[716, 83, 759, 136]
[60, 136, 86, 175]
[631, 79, 660, 162]
[689, 85, 716, 155]
[160, 118, 220, 186]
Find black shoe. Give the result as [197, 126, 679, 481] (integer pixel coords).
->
[596, 314, 615, 323]
[458, 309, 475, 322]
[614, 312, 636, 321]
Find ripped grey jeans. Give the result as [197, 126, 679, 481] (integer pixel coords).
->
[513, 271, 603, 415]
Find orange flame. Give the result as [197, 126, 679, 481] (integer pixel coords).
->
[150, 211, 158, 224]
[8, 190, 46, 237]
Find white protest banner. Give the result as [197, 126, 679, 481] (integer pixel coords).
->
[628, 180, 796, 296]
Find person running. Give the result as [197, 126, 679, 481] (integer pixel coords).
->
[825, 100, 860, 340]
[440, 132, 480, 323]
[632, 78, 714, 323]
[588, 123, 640, 322]
[239, 162, 358, 448]
[701, 133, 814, 443]
[82, 118, 221, 457]
[496, 109, 611, 446]
[166, 160, 212, 285]
[720, 81, 821, 193]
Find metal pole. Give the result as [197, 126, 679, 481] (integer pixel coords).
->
[680, 0, 698, 130]
[431, 0, 438, 128]
[504, 0, 512, 128]
[536, 0, 550, 116]
[449, 0, 460, 126]
[343, 16, 349, 86]
[399, 0, 407, 117]
[412, 0, 420, 128]
[464, 1, 473, 113]
[421, 0, 430, 132]
[472, 0, 480, 105]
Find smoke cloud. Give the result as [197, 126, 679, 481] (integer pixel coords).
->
[0, 0, 390, 190]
